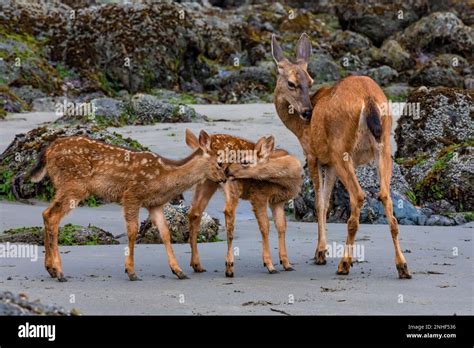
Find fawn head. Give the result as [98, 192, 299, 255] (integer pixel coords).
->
[272, 33, 314, 121]
[226, 136, 275, 180]
[185, 129, 227, 183]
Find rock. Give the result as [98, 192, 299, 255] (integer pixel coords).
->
[392, 12, 474, 58]
[0, 86, 29, 115]
[128, 93, 203, 123]
[204, 65, 275, 103]
[31, 97, 67, 112]
[0, 124, 149, 201]
[137, 202, 220, 244]
[378, 39, 413, 71]
[307, 53, 341, 83]
[335, 1, 423, 45]
[426, 214, 456, 226]
[330, 30, 372, 57]
[395, 87, 473, 211]
[365, 65, 398, 86]
[91, 97, 123, 119]
[410, 62, 464, 88]
[0, 291, 79, 316]
[9, 86, 47, 105]
[383, 83, 413, 101]
[423, 200, 457, 214]
[0, 224, 119, 245]
[53, 94, 204, 126]
[395, 87, 473, 157]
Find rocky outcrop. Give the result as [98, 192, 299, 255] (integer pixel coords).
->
[0, 224, 119, 245]
[395, 87, 473, 213]
[137, 202, 220, 244]
[0, 292, 79, 315]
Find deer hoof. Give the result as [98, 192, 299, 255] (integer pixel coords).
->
[173, 271, 189, 280]
[225, 271, 234, 278]
[128, 273, 142, 281]
[396, 263, 412, 279]
[284, 266, 295, 272]
[314, 251, 327, 265]
[57, 274, 67, 282]
[46, 266, 57, 278]
[192, 264, 206, 273]
[337, 260, 351, 275]
[268, 269, 279, 274]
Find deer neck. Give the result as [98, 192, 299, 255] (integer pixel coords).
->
[274, 85, 308, 141]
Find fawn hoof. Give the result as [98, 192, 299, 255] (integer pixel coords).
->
[173, 270, 189, 280]
[225, 271, 234, 278]
[268, 269, 279, 274]
[284, 266, 295, 272]
[128, 273, 142, 281]
[192, 264, 207, 273]
[396, 263, 412, 279]
[337, 259, 351, 275]
[57, 274, 67, 282]
[314, 251, 327, 265]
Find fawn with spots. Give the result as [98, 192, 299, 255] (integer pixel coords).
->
[271, 33, 411, 278]
[186, 130, 303, 277]
[29, 130, 226, 282]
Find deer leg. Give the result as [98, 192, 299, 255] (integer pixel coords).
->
[223, 183, 239, 277]
[188, 180, 218, 272]
[42, 192, 83, 282]
[150, 206, 188, 280]
[377, 146, 412, 279]
[252, 199, 277, 274]
[308, 157, 327, 265]
[271, 202, 293, 271]
[315, 162, 337, 265]
[333, 158, 365, 275]
[123, 205, 141, 281]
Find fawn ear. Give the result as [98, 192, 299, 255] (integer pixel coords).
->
[296, 33, 311, 66]
[185, 129, 199, 149]
[198, 130, 212, 154]
[255, 135, 274, 160]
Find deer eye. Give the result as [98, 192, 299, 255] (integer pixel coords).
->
[217, 161, 224, 168]
[287, 81, 296, 89]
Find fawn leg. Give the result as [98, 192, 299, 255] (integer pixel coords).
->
[124, 205, 141, 281]
[252, 199, 277, 274]
[150, 206, 188, 279]
[188, 180, 218, 272]
[43, 191, 84, 281]
[223, 182, 239, 277]
[271, 202, 293, 271]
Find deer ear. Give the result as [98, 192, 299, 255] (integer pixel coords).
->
[198, 130, 212, 153]
[271, 34, 285, 64]
[296, 33, 311, 66]
[255, 136, 274, 160]
[185, 129, 199, 149]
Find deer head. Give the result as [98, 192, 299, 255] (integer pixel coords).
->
[226, 136, 275, 180]
[272, 33, 314, 121]
[185, 129, 227, 183]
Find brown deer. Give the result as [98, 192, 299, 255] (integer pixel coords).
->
[28, 131, 226, 282]
[185, 131, 302, 277]
[271, 33, 411, 279]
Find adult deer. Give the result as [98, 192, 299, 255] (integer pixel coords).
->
[186, 131, 302, 277]
[29, 131, 226, 282]
[271, 33, 411, 278]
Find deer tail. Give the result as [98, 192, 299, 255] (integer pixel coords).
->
[29, 148, 47, 183]
[364, 97, 382, 142]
